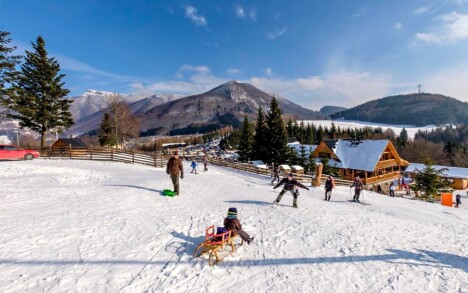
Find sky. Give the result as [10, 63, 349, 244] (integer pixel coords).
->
[2, 0, 468, 110]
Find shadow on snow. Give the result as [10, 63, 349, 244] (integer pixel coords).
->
[1, 249, 466, 272]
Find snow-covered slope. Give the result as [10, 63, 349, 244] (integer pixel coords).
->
[304, 120, 439, 139]
[69, 90, 154, 122]
[0, 160, 466, 292]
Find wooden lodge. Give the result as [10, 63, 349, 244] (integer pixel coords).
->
[311, 139, 409, 185]
[405, 163, 468, 190]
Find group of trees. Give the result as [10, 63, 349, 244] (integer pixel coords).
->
[236, 98, 289, 164]
[0, 31, 73, 147]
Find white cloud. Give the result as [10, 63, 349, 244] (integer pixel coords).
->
[180, 64, 210, 74]
[414, 6, 430, 15]
[266, 26, 288, 39]
[227, 68, 241, 74]
[416, 12, 468, 43]
[394, 22, 403, 30]
[185, 6, 207, 26]
[235, 5, 245, 18]
[250, 9, 257, 21]
[264, 68, 273, 76]
[422, 62, 468, 101]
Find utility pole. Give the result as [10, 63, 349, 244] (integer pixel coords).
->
[418, 84, 421, 94]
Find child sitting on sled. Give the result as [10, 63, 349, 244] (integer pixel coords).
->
[220, 207, 254, 245]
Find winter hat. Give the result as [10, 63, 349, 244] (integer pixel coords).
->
[287, 173, 293, 179]
[227, 207, 237, 219]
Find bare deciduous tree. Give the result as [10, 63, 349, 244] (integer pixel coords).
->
[107, 94, 140, 147]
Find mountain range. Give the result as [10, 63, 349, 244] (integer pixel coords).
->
[68, 81, 323, 135]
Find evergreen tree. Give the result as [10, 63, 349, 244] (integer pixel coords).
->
[399, 127, 408, 146]
[321, 156, 339, 177]
[98, 112, 116, 146]
[286, 119, 293, 137]
[266, 97, 289, 164]
[0, 31, 21, 121]
[8, 36, 73, 147]
[252, 107, 268, 162]
[412, 159, 448, 201]
[316, 125, 324, 143]
[238, 116, 253, 161]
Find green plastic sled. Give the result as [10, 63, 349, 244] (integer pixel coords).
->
[163, 189, 175, 197]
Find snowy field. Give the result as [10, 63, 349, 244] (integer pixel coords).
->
[1, 159, 467, 293]
[304, 120, 439, 139]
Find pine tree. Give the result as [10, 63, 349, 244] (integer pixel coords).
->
[238, 116, 253, 162]
[252, 107, 268, 162]
[399, 128, 408, 146]
[98, 112, 116, 146]
[0, 31, 21, 121]
[8, 36, 73, 147]
[266, 97, 289, 164]
[412, 159, 448, 201]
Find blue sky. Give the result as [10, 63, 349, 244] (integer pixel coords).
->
[2, 0, 468, 109]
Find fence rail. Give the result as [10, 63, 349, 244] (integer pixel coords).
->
[25, 146, 354, 186]
[28, 146, 168, 168]
[207, 157, 353, 186]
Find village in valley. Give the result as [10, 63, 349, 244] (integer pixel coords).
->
[1, 1, 468, 292]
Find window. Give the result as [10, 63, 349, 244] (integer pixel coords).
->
[5, 146, 18, 151]
[319, 152, 330, 158]
[381, 153, 389, 160]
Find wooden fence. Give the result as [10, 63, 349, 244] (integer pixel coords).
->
[28, 146, 168, 168]
[26, 145, 353, 186]
[207, 157, 353, 186]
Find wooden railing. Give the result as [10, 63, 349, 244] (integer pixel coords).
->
[25, 146, 355, 186]
[28, 146, 168, 168]
[207, 157, 353, 186]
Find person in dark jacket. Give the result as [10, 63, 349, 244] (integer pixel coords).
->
[455, 194, 462, 208]
[271, 164, 280, 185]
[350, 176, 363, 202]
[324, 175, 334, 201]
[273, 173, 309, 208]
[223, 207, 254, 244]
[166, 151, 184, 195]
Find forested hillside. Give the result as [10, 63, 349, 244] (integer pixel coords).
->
[331, 93, 468, 126]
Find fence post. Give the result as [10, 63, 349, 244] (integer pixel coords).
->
[48, 146, 51, 159]
[154, 153, 157, 167]
[90, 144, 93, 160]
[132, 151, 135, 163]
[69, 144, 72, 159]
[111, 149, 114, 161]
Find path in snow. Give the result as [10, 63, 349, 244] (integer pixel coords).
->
[0, 159, 467, 292]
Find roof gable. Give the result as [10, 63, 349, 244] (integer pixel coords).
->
[333, 139, 388, 172]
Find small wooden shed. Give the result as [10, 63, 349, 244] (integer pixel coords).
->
[280, 164, 291, 174]
[291, 165, 304, 175]
[52, 138, 87, 149]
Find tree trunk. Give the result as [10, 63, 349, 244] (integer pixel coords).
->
[41, 129, 46, 148]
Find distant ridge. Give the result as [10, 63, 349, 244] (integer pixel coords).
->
[331, 93, 468, 126]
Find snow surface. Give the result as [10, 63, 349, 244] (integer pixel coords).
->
[303, 120, 439, 139]
[1, 160, 467, 292]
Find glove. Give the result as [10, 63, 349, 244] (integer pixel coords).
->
[306, 188, 310, 191]
[273, 186, 277, 189]
[180, 174, 184, 179]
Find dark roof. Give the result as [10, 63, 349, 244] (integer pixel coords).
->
[288, 137, 299, 143]
[323, 139, 339, 150]
[53, 138, 88, 148]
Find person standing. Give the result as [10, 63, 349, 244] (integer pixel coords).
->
[271, 164, 280, 185]
[203, 155, 208, 171]
[350, 176, 363, 202]
[324, 175, 335, 201]
[273, 173, 309, 208]
[166, 151, 184, 196]
[190, 160, 198, 174]
[455, 194, 462, 208]
[389, 182, 396, 197]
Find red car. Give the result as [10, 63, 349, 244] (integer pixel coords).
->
[0, 145, 40, 160]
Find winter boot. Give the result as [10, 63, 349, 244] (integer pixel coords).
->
[293, 204, 298, 208]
